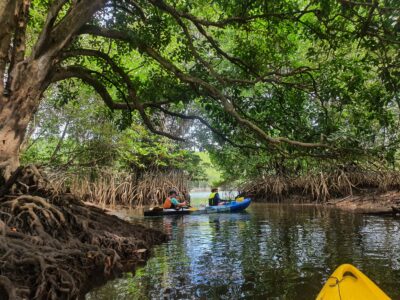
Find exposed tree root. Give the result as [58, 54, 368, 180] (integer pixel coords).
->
[0, 166, 167, 299]
[243, 169, 400, 203]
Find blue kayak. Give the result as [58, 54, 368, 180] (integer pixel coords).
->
[144, 198, 251, 216]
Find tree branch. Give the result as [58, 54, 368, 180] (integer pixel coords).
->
[6, 0, 31, 93]
[60, 48, 136, 92]
[150, 0, 316, 87]
[0, 0, 19, 97]
[78, 24, 130, 41]
[166, 11, 226, 85]
[136, 106, 185, 142]
[72, 24, 329, 149]
[125, 0, 147, 21]
[141, 44, 328, 149]
[34, 0, 70, 57]
[149, 104, 268, 151]
[32, 0, 106, 58]
[50, 65, 184, 141]
[50, 65, 135, 110]
[151, 0, 260, 77]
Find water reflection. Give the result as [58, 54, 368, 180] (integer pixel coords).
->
[87, 204, 400, 299]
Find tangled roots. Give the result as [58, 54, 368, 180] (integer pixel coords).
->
[0, 166, 167, 299]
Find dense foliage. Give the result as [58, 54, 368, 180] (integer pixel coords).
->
[175, 0, 400, 182]
[4, 0, 399, 184]
[21, 82, 207, 181]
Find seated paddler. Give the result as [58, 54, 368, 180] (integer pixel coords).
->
[163, 190, 187, 210]
[208, 188, 223, 206]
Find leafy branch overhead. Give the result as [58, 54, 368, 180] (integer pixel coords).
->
[1, 0, 399, 176]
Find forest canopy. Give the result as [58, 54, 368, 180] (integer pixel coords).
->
[0, 0, 399, 181]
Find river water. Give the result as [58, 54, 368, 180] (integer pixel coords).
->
[86, 203, 400, 299]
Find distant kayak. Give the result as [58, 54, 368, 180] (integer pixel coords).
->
[316, 264, 390, 300]
[144, 198, 251, 216]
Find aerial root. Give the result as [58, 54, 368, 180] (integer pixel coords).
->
[0, 194, 68, 244]
[0, 219, 6, 236]
[0, 167, 168, 299]
[0, 275, 17, 299]
[0, 165, 167, 299]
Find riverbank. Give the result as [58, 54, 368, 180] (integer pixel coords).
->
[0, 166, 168, 299]
[249, 189, 400, 215]
[328, 190, 400, 214]
[240, 169, 400, 216]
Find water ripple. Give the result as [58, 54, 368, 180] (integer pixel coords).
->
[87, 204, 400, 299]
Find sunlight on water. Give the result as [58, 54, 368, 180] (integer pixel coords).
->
[86, 203, 400, 299]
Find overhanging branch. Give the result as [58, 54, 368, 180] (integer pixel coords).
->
[72, 26, 329, 149]
[149, 104, 268, 151]
[78, 25, 131, 41]
[61, 48, 137, 91]
[50, 65, 185, 141]
[149, 0, 320, 28]
[137, 106, 185, 142]
[34, 0, 69, 57]
[142, 45, 329, 149]
[50, 65, 136, 110]
[33, 0, 106, 58]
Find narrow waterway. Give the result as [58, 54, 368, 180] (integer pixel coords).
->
[86, 203, 400, 299]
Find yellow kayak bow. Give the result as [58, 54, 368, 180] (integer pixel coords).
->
[316, 264, 391, 300]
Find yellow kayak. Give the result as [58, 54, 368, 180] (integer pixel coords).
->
[316, 264, 391, 300]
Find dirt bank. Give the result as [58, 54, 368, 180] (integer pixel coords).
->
[0, 166, 167, 299]
[249, 185, 400, 215]
[327, 190, 400, 214]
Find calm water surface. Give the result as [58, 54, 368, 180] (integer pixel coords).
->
[86, 203, 400, 299]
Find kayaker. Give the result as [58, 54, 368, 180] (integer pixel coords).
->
[208, 188, 222, 206]
[235, 192, 246, 202]
[163, 190, 187, 210]
[181, 188, 191, 206]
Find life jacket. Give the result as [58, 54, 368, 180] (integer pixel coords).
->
[208, 192, 218, 206]
[208, 192, 217, 200]
[163, 197, 172, 209]
[236, 197, 244, 202]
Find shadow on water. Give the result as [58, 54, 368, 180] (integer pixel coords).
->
[86, 203, 400, 299]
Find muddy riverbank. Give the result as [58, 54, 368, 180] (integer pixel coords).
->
[0, 166, 168, 299]
[328, 190, 400, 214]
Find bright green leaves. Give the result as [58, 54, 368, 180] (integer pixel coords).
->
[22, 0, 400, 184]
[22, 82, 205, 180]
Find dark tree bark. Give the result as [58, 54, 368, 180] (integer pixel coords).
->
[0, 0, 106, 180]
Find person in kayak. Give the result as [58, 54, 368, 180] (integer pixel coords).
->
[235, 192, 246, 202]
[208, 188, 223, 206]
[163, 190, 187, 210]
[181, 188, 191, 207]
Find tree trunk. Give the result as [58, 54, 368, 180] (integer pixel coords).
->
[50, 119, 70, 161]
[0, 124, 21, 181]
[0, 0, 109, 180]
[0, 58, 50, 180]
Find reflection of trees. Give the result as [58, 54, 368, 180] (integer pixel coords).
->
[103, 205, 400, 299]
[236, 204, 327, 299]
[233, 204, 400, 299]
